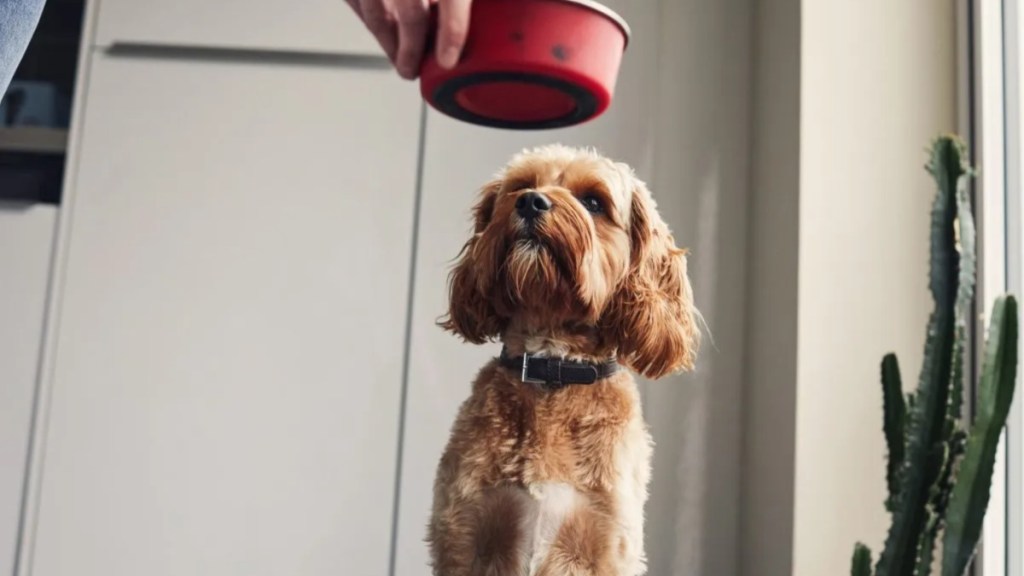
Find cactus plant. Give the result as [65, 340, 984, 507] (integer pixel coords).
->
[941, 295, 1018, 575]
[850, 135, 1019, 576]
[852, 543, 873, 576]
[881, 354, 906, 512]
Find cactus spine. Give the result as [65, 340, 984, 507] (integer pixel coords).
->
[850, 135, 1019, 576]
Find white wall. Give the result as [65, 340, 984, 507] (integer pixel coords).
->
[742, 1, 957, 575]
[795, 2, 956, 574]
[741, 0, 801, 573]
[644, 0, 752, 574]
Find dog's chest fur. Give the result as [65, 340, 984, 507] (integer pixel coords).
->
[464, 362, 634, 489]
[430, 361, 652, 576]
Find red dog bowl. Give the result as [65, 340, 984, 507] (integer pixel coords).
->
[420, 0, 630, 130]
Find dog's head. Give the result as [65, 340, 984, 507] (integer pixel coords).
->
[441, 145, 699, 379]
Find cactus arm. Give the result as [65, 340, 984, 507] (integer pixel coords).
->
[852, 543, 873, 576]
[941, 295, 1019, 576]
[882, 354, 906, 509]
[949, 174, 977, 424]
[876, 136, 968, 576]
[914, 441, 952, 576]
[914, 513, 939, 576]
[921, 144, 977, 573]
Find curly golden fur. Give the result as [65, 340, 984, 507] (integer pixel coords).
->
[429, 145, 699, 576]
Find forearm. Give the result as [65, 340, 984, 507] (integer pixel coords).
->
[0, 0, 46, 94]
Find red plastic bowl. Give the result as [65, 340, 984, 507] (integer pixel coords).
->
[420, 0, 631, 130]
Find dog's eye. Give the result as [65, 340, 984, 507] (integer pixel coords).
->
[580, 194, 604, 214]
[581, 196, 604, 214]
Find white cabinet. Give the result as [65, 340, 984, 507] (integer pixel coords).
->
[28, 53, 420, 576]
[93, 0, 380, 56]
[0, 205, 57, 575]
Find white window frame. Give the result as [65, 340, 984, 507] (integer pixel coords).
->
[977, 1, 1022, 575]
[1004, 0, 1024, 574]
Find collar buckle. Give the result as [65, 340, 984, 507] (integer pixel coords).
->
[521, 353, 559, 387]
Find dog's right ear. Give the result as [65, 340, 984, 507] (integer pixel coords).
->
[439, 181, 504, 343]
[603, 178, 700, 378]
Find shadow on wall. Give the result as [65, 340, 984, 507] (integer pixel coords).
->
[642, 0, 753, 575]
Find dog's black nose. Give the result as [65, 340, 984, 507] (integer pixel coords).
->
[515, 191, 551, 221]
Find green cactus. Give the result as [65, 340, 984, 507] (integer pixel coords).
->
[874, 135, 970, 576]
[941, 295, 1019, 576]
[848, 135, 1018, 576]
[853, 543, 873, 576]
[881, 354, 905, 511]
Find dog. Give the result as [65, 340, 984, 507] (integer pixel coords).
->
[428, 145, 699, 576]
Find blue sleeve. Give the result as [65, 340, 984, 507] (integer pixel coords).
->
[0, 0, 47, 95]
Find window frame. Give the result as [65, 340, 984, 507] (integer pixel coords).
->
[1002, 0, 1024, 573]
[976, 0, 1020, 575]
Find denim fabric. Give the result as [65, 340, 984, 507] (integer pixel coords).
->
[1, 0, 46, 95]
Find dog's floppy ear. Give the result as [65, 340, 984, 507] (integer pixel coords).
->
[604, 179, 699, 378]
[439, 181, 504, 343]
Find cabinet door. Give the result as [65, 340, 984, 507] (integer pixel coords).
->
[29, 53, 420, 576]
[94, 0, 380, 56]
[0, 205, 57, 575]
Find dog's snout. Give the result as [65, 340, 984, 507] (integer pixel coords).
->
[515, 191, 551, 221]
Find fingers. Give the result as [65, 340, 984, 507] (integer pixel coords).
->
[435, 0, 471, 68]
[391, 0, 430, 79]
[358, 0, 399, 64]
[349, 0, 466, 79]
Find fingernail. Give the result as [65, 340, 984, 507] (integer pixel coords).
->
[439, 45, 460, 68]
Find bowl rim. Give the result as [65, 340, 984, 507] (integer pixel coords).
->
[429, 69, 603, 129]
[543, 0, 632, 47]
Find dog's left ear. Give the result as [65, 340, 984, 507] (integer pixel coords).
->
[604, 179, 700, 379]
[439, 181, 505, 344]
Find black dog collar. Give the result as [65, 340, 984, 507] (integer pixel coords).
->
[499, 347, 620, 391]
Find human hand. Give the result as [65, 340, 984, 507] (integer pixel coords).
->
[345, 0, 472, 80]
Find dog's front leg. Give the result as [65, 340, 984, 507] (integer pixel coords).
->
[429, 484, 536, 576]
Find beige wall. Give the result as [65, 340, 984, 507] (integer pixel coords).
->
[644, 0, 753, 573]
[740, 1, 956, 574]
[794, 2, 955, 574]
[741, 0, 801, 573]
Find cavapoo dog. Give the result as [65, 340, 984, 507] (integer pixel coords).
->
[429, 145, 699, 576]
